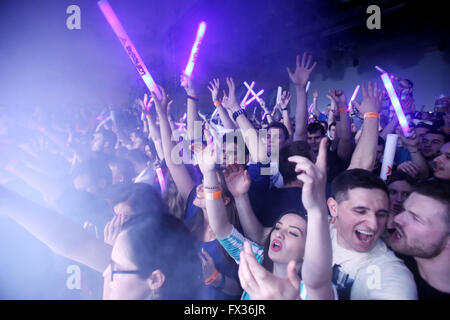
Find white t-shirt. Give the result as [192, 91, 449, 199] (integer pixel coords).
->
[330, 224, 417, 300]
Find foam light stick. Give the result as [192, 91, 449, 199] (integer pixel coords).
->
[375, 66, 387, 74]
[243, 81, 264, 105]
[347, 85, 360, 111]
[380, 72, 410, 136]
[380, 133, 398, 181]
[97, 0, 161, 99]
[305, 81, 311, 93]
[156, 167, 166, 193]
[184, 22, 207, 78]
[276, 86, 282, 104]
[244, 89, 264, 106]
[240, 81, 255, 106]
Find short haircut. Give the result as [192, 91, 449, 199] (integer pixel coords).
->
[329, 122, 337, 130]
[267, 121, 290, 142]
[386, 170, 416, 186]
[72, 158, 112, 186]
[109, 158, 136, 183]
[319, 120, 328, 131]
[279, 141, 311, 185]
[412, 180, 450, 229]
[424, 130, 448, 142]
[331, 169, 389, 203]
[307, 122, 325, 137]
[97, 129, 117, 148]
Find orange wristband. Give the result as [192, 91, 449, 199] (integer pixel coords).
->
[205, 190, 222, 200]
[205, 269, 219, 285]
[364, 112, 379, 119]
[214, 100, 222, 107]
[339, 109, 347, 114]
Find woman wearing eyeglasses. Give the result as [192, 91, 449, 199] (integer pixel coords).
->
[0, 186, 203, 300]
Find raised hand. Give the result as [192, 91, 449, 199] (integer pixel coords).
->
[286, 52, 317, 87]
[238, 241, 300, 300]
[207, 78, 220, 104]
[358, 81, 383, 114]
[180, 74, 195, 95]
[328, 89, 347, 110]
[397, 161, 420, 178]
[199, 248, 218, 282]
[151, 85, 169, 116]
[288, 137, 328, 213]
[192, 139, 217, 174]
[222, 164, 251, 198]
[280, 90, 292, 109]
[103, 214, 125, 246]
[222, 77, 240, 113]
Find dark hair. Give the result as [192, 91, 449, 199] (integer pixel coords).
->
[267, 121, 290, 142]
[424, 130, 448, 143]
[331, 169, 389, 203]
[279, 141, 311, 185]
[72, 158, 112, 187]
[386, 170, 416, 186]
[307, 122, 326, 137]
[378, 136, 385, 147]
[329, 122, 337, 130]
[109, 158, 136, 184]
[261, 210, 308, 274]
[319, 120, 328, 131]
[412, 180, 450, 229]
[122, 214, 202, 299]
[126, 149, 150, 165]
[113, 183, 170, 217]
[97, 128, 117, 149]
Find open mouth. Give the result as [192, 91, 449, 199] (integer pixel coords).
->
[391, 228, 403, 242]
[355, 229, 375, 244]
[271, 239, 282, 252]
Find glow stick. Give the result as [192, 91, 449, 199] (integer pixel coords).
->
[380, 72, 410, 136]
[347, 85, 360, 111]
[244, 82, 264, 105]
[240, 81, 255, 106]
[308, 103, 314, 114]
[305, 81, 311, 92]
[156, 167, 166, 193]
[143, 93, 149, 107]
[180, 112, 187, 122]
[244, 89, 264, 106]
[375, 66, 387, 74]
[184, 22, 207, 78]
[276, 86, 282, 104]
[97, 0, 161, 99]
[210, 108, 219, 121]
[380, 134, 398, 181]
[95, 115, 112, 132]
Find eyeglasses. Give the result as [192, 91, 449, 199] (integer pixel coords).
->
[109, 260, 142, 282]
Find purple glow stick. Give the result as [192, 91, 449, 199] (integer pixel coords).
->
[244, 89, 264, 106]
[184, 22, 207, 78]
[375, 66, 387, 74]
[380, 72, 410, 136]
[156, 167, 166, 193]
[308, 103, 314, 114]
[240, 81, 255, 106]
[98, 0, 161, 99]
[347, 85, 360, 111]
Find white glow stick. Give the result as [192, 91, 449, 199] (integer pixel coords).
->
[240, 81, 255, 106]
[375, 65, 387, 74]
[95, 115, 112, 132]
[184, 22, 207, 78]
[97, 0, 161, 99]
[380, 72, 410, 136]
[380, 134, 398, 181]
[276, 86, 282, 104]
[244, 89, 264, 106]
[244, 82, 264, 105]
[305, 81, 311, 92]
[347, 85, 360, 111]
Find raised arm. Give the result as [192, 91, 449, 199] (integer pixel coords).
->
[348, 82, 383, 170]
[0, 186, 111, 273]
[207, 78, 236, 130]
[152, 86, 195, 201]
[280, 90, 294, 138]
[328, 90, 353, 161]
[289, 138, 334, 299]
[222, 164, 270, 244]
[181, 75, 201, 141]
[287, 53, 317, 142]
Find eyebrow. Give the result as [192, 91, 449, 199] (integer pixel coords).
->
[276, 222, 305, 234]
[352, 206, 389, 214]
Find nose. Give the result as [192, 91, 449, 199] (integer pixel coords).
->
[393, 211, 406, 226]
[365, 213, 378, 231]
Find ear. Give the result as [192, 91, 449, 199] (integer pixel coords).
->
[147, 269, 166, 291]
[223, 196, 231, 207]
[327, 197, 338, 219]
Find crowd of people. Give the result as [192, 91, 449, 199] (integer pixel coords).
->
[0, 52, 449, 300]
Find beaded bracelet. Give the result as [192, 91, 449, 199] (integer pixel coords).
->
[205, 269, 219, 285]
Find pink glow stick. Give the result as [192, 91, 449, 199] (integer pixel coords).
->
[244, 89, 264, 106]
[184, 22, 207, 78]
[347, 85, 360, 111]
[156, 167, 166, 193]
[97, 0, 161, 99]
[240, 81, 255, 106]
[380, 72, 410, 136]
